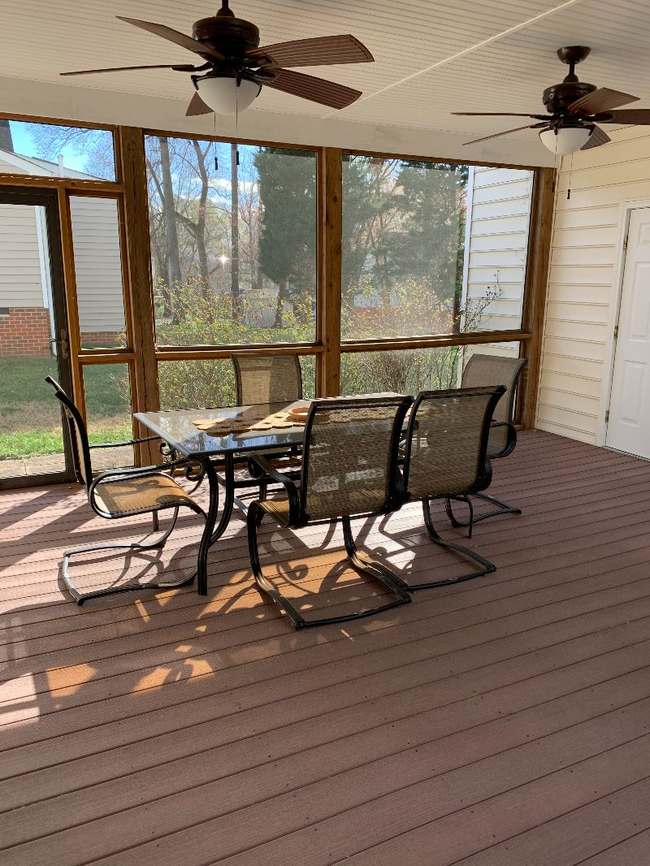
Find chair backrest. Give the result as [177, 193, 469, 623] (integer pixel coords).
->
[232, 353, 303, 405]
[461, 353, 527, 457]
[299, 395, 412, 522]
[45, 376, 92, 492]
[403, 386, 505, 500]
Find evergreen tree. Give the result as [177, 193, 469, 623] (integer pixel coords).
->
[255, 147, 317, 327]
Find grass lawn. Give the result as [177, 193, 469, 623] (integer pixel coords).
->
[0, 357, 132, 460]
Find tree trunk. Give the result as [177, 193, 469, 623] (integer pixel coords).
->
[159, 137, 182, 294]
[192, 140, 211, 297]
[230, 143, 242, 321]
[274, 280, 288, 328]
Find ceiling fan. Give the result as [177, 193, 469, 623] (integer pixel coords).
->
[454, 46, 650, 155]
[60, 0, 373, 117]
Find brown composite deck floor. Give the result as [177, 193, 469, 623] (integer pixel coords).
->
[2, 429, 650, 865]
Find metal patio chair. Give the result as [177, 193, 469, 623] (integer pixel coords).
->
[46, 376, 205, 605]
[445, 353, 527, 528]
[232, 352, 303, 405]
[246, 395, 413, 629]
[399, 385, 506, 589]
[232, 352, 304, 499]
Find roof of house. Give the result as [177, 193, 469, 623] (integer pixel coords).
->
[0, 147, 98, 179]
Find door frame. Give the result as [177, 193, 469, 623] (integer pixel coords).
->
[599, 198, 650, 448]
[0, 185, 75, 489]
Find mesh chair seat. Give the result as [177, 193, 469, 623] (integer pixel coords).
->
[258, 496, 292, 527]
[260, 487, 394, 529]
[93, 473, 197, 518]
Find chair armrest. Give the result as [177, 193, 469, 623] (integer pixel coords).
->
[250, 453, 301, 521]
[489, 420, 517, 459]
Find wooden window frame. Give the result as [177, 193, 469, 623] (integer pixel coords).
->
[0, 112, 554, 472]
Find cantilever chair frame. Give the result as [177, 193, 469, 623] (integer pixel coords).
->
[47, 377, 205, 605]
[400, 385, 506, 591]
[446, 355, 527, 529]
[247, 395, 413, 629]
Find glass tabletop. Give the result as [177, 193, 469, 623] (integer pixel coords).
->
[135, 400, 310, 457]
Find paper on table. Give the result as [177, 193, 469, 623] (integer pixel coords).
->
[193, 409, 306, 436]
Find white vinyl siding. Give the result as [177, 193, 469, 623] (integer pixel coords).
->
[536, 127, 650, 444]
[70, 196, 125, 336]
[463, 165, 533, 363]
[0, 155, 32, 175]
[0, 203, 44, 308]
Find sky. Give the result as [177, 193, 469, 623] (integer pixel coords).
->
[9, 121, 93, 172]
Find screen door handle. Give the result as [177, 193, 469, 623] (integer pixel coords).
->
[49, 328, 69, 360]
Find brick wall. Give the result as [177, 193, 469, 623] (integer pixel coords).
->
[0, 307, 51, 356]
[80, 331, 123, 348]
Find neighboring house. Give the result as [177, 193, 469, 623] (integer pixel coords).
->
[462, 165, 534, 362]
[0, 148, 124, 355]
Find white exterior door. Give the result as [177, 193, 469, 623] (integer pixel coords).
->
[606, 207, 650, 459]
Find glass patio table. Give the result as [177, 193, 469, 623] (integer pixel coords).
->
[135, 400, 310, 595]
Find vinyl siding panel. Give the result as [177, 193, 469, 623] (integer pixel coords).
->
[0, 155, 31, 176]
[70, 197, 125, 336]
[537, 128, 650, 443]
[464, 165, 533, 361]
[0, 203, 45, 308]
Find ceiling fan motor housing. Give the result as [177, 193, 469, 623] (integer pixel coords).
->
[543, 80, 597, 114]
[192, 15, 260, 58]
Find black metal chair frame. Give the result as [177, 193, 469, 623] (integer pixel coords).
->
[247, 396, 413, 629]
[46, 376, 206, 605]
[445, 357, 527, 530]
[399, 385, 506, 590]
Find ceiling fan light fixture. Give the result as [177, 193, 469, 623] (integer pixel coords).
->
[196, 74, 261, 115]
[539, 124, 592, 155]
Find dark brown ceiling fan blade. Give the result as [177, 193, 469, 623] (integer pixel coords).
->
[61, 64, 194, 77]
[452, 112, 549, 118]
[248, 34, 373, 67]
[116, 16, 224, 61]
[186, 92, 213, 116]
[568, 87, 639, 115]
[581, 125, 611, 150]
[264, 69, 361, 109]
[602, 108, 650, 124]
[463, 123, 547, 146]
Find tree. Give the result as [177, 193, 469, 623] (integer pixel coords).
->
[22, 122, 116, 180]
[255, 147, 317, 328]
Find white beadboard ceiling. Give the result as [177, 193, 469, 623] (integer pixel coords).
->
[1, 0, 650, 165]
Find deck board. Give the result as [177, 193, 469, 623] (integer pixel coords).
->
[2, 430, 650, 864]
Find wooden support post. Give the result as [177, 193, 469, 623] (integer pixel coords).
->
[318, 148, 343, 397]
[57, 187, 85, 421]
[520, 167, 555, 430]
[117, 127, 160, 465]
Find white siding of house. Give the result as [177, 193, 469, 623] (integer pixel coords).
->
[0, 203, 44, 308]
[536, 126, 650, 444]
[462, 165, 534, 365]
[70, 196, 125, 335]
[0, 154, 32, 175]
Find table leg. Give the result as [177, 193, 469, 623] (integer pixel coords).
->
[197, 453, 235, 596]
